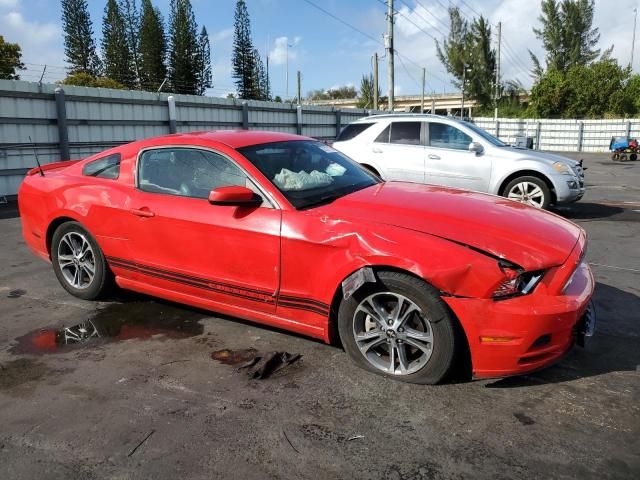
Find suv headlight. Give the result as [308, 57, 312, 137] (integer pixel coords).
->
[492, 262, 545, 299]
[552, 162, 572, 174]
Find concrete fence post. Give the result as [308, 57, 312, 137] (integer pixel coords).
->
[167, 96, 177, 133]
[577, 121, 584, 152]
[296, 105, 303, 135]
[335, 109, 342, 139]
[626, 120, 632, 138]
[535, 121, 542, 150]
[495, 120, 500, 139]
[54, 87, 70, 161]
[241, 101, 249, 130]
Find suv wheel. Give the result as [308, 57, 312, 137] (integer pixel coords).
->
[503, 176, 551, 209]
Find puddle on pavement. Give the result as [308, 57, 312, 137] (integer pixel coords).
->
[10, 301, 205, 355]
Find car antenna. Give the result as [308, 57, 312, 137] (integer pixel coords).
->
[28, 136, 45, 177]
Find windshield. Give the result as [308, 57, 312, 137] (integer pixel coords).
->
[238, 140, 380, 209]
[463, 121, 507, 147]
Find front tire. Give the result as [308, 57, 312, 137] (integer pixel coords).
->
[338, 271, 457, 384]
[51, 221, 112, 300]
[503, 176, 551, 209]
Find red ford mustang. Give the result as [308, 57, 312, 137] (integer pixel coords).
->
[18, 131, 595, 383]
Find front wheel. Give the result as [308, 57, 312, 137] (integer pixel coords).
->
[338, 271, 458, 384]
[51, 221, 112, 300]
[503, 176, 551, 209]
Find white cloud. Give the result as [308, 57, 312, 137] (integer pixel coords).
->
[269, 36, 301, 65]
[211, 27, 233, 43]
[0, 6, 64, 81]
[0, 0, 20, 10]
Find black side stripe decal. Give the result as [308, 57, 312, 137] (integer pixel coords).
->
[106, 256, 330, 315]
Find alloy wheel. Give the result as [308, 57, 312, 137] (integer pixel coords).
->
[57, 231, 96, 290]
[507, 181, 545, 208]
[352, 292, 433, 375]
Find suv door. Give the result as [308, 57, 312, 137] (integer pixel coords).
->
[125, 147, 281, 313]
[425, 122, 492, 192]
[371, 121, 425, 183]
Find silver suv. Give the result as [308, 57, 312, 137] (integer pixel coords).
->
[333, 114, 585, 209]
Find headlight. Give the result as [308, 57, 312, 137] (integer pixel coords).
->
[492, 263, 545, 299]
[552, 161, 572, 174]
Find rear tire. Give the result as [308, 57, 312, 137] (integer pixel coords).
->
[502, 175, 551, 209]
[338, 271, 457, 384]
[51, 221, 112, 300]
[630, 153, 638, 161]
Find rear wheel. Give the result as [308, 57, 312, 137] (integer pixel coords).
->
[51, 222, 112, 300]
[503, 176, 551, 209]
[630, 153, 638, 161]
[338, 271, 457, 384]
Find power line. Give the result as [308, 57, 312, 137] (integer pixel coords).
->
[396, 0, 449, 39]
[414, 0, 451, 32]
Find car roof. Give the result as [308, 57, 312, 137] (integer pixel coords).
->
[125, 130, 313, 151]
[351, 113, 464, 124]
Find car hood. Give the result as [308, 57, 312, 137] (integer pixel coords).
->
[497, 147, 579, 167]
[317, 182, 582, 270]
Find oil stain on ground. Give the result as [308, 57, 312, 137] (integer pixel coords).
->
[9, 300, 206, 355]
[0, 358, 49, 389]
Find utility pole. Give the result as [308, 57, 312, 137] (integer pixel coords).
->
[373, 52, 379, 110]
[386, 0, 394, 111]
[632, 9, 638, 69]
[297, 70, 301, 104]
[494, 21, 501, 120]
[461, 65, 466, 119]
[421, 67, 425, 113]
[286, 43, 289, 100]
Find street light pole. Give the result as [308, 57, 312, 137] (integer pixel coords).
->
[632, 8, 638, 69]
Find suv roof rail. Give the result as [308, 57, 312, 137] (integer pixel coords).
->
[360, 113, 454, 120]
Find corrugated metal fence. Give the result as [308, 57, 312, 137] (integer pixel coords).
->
[0, 80, 379, 197]
[473, 117, 639, 153]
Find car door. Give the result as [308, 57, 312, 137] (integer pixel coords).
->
[371, 121, 425, 183]
[424, 122, 492, 192]
[126, 146, 281, 313]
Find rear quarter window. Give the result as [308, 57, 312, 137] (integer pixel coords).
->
[82, 153, 121, 179]
[337, 123, 375, 141]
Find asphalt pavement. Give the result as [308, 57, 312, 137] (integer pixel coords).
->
[0, 152, 638, 480]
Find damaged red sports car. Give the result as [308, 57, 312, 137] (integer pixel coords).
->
[18, 131, 596, 383]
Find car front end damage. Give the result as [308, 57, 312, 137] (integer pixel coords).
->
[442, 231, 595, 378]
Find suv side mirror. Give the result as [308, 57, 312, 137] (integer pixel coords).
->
[469, 142, 484, 155]
[208, 186, 262, 207]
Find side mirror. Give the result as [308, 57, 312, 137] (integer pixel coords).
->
[208, 186, 262, 207]
[469, 141, 484, 155]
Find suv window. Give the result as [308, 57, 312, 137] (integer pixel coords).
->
[337, 123, 374, 141]
[429, 123, 472, 150]
[138, 148, 249, 199]
[374, 125, 390, 143]
[389, 122, 422, 145]
[83, 153, 121, 179]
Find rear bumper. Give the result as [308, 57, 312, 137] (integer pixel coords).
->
[444, 240, 594, 378]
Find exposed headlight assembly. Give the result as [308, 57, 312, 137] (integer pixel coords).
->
[492, 261, 545, 299]
[552, 161, 572, 174]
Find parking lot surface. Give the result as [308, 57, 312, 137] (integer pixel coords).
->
[0, 152, 638, 480]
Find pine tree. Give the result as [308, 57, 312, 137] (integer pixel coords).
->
[102, 0, 136, 88]
[232, 0, 259, 99]
[168, 0, 199, 94]
[253, 49, 269, 100]
[61, 0, 102, 75]
[530, 0, 602, 77]
[120, 0, 141, 86]
[196, 26, 212, 95]
[435, 7, 469, 90]
[139, 0, 167, 90]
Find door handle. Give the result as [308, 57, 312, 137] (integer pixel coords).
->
[372, 147, 383, 153]
[428, 154, 441, 160]
[130, 207, 155, 218]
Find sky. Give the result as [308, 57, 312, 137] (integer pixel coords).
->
[1, 0, 638, 99]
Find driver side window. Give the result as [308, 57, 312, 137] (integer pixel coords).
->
[138, 148, 249, 199]
[429, 123, 472, 150]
